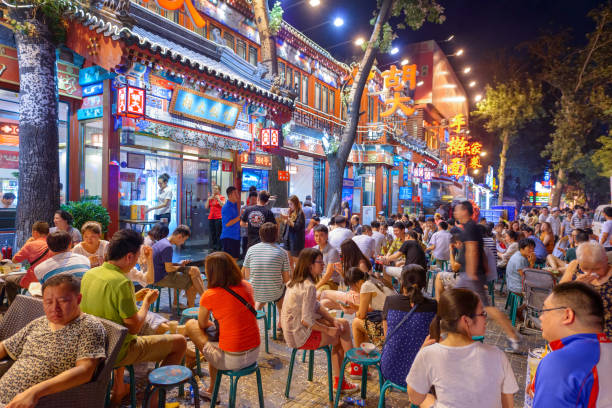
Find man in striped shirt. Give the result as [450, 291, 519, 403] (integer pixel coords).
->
[242, 222, 290, 318]
[33, 231, 90, 286]
[570, 206, 591, 231]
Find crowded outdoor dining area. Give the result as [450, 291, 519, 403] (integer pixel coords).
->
[0, 192, 610, 408]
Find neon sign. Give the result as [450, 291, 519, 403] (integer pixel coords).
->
[380, 64, 417, 118]
[150, 0, 206, 28]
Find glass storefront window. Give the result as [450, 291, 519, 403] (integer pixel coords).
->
[81, 120, 103, 199]
[361, 165, 376, 206]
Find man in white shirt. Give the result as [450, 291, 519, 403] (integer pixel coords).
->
[538, 207, 550, 224]
[546, 207, 562, 238]
[599, 206, 612, 247]
[352, 225, 376, 259]
[33, 231, 91, 289]
[370, 221, 387, 256]
[328, 215, 354, 252]
[426, 221, 452, 266]
[570, 206, 590, 231]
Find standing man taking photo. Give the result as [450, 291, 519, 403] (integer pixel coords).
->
[220, 186, 241, 259]
[453, 201, 522, 352]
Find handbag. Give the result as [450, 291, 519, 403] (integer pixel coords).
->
[205, 286, 258, 342]
[366, 310, 383, 323]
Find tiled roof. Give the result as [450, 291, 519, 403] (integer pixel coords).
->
[68, 5, 293, 107]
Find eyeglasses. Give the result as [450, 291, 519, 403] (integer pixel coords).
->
[540, 306, 568, 314]
[471, 311, 487, 319]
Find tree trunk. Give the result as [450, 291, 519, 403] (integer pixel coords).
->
[324, 0, 394, 217]
[11, 11, 60, 248]
[251, 0, 278, 77]
[497, 131, 509, 205]
[550, 168, 565, 207]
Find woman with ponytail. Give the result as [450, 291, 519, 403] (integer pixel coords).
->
[406, 288, 518, 408]
[380, 265, 437, 387]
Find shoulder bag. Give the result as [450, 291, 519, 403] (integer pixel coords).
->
[205, 285, 258, 342]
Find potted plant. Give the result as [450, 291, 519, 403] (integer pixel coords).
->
[61, 200, 110, 236]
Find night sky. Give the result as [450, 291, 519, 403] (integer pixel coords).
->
[283, 0, 605, 100]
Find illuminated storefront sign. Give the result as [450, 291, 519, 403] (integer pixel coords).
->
[239, 152, 272, 167]
[380, 64, 417, 118]
[117, 85, 146, 118]
[261, 128, 279, 148]
[169, 86, 242, 129]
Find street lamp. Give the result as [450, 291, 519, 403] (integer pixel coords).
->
[463, 67, 471, 74]
[401, 58, 409, 66]
[473, 169, 480, 175]
[355, 37, 365, 46]
[480, 151, 487, 157]
[469, 81, 476, 87]
[417, 80, 424, 87]
[284, 0, 321, 11]
[327, 36, 367, 50]
[445, 35, 455, 42]
[474, 94, 483, 102]
[390, 46, 399, 55]
[333, 17, 344, 27]
[455, 49, 464, 56]
[302, 17, 345, 33]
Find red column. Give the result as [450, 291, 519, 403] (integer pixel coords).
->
[102, 79, 120, 237]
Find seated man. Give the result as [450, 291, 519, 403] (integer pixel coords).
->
[0, 274, 106, 407]
[31, 231, 91, 293]
[533, 282, 612, 407]
[383, 230, 427, 280]
[80, 229, 186, 405]
[328, 215, 354, 252]
[313, 224, 342, 292]
[153, 225, 205, 308]
[506, 238, 536, 295]
[352, 225, 376, 259]
[1, 221, 51, 304]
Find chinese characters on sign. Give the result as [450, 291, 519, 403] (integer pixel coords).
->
[155, 0, 206, 28]
[261, 128, 279, 148]
[169, 86, 242, 128]
[278, 171, 290, 181]
[380, 64, 417, 118]
[445, 114, 483, 177]
[240, 152, 272, 167]
[117, 85, 146, 118]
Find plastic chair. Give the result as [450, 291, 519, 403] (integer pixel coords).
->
[210, 363, 264, 408]
[334, 348, 383, 408]
[505, 292, 523, 326]
[143, 365, 199, 408]
[285, 346, 333, 403]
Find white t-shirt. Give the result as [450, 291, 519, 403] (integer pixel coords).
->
[546, 215, 561, 237]
[328, 227, 354, 253]
[352, 235, 376, 259]
[72, 240, 109, 260]
[155, 186, 173, 215]
[371, 231, 386, 255]
[601, 220, 612, 246]
[360, 280, 395, 311]
[429, 230, 451, 261]
[406, 342, 519, 408]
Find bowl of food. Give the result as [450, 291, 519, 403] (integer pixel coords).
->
[360, 342, 376, 355]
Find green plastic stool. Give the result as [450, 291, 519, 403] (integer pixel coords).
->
[179, 307, 199, 324]
[378, 380, 419, 408]
[487, 280, 496, 304]
[505, 292, 523, 326]
[426, 269, 439, 298]
[148, 285, 181, 315]
[210, 362, 264, 408]
[267, 302, 278, 340]
[256, 310, 269, 354]
[105, 365, 136, 408]
[285, 346, 333, 402]
[143, 365, 199, 408]
[334, 348, 383, 408]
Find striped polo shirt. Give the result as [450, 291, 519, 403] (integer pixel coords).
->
[34, 252, 91, 284]
[243, 242, 290, 303]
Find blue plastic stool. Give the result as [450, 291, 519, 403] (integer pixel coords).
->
[378, 380, 419, 408]
[106, 364, 137, 408]
[179, 307, 199, 324]
[505, 292, 523, 326]
[143, 365, 199, 408]
[285, 346, 333, 403]
[426, 269, 439, 297]
[210, 363, 264, 408]
[334, 348, 383, 408]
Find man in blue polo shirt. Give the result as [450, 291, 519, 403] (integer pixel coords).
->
[220, 186, 241, 259]
[533, 281, 611, 407]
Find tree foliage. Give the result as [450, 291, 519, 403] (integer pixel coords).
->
[4, 0, 71, 44]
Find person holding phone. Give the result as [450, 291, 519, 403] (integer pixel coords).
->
[146, 173, 173, 224]
[206, 185, 225, 251]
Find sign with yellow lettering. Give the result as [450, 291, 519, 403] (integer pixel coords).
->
[380, 64, 417, 118]
[169, 86, 242, 128]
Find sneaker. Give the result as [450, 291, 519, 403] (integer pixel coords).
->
[348, 362, 372, 380]
[334, 377, 360, 394]
[504, 334, 523, 353]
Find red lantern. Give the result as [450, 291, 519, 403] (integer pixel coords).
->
[261, 128, 279, 149]
[117, 85, 146, 118]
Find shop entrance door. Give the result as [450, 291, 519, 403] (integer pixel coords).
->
[182, 160, 210, 249]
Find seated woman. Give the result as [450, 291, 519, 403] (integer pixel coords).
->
[406, 288, 518, 408]
[380, 265, 437, 387]
[281, 248, 359, 394]
[344, 267, 396, 378]
[319, 239, 371, 310]
[72, 221, 108, 267]
[434, 234, 463, 301]
[185, 252, 261, 400]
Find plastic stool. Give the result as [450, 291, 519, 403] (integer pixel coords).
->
[334, 348, 383, 408]
[210, 363, 264, 408]
[285, 346, 333, 402]
[105, 364, 136, 408]
[487, 280, 496, 304]
[378, 380, 419, 408]
[179, 307, 199, 324]
[505, 292, 523, 326]
[426, 269, 439, 297]
[148, 285, 181, 315]
[267, 302, 278, 340]
[143, 365, 199, 408]
[256, 310, 269, 354]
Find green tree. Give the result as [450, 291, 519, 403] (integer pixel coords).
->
[5, 0, 71, 247]
[528, 4, 612, 206]
[472, 79, 543, 205]
[324, 0, 444, 216]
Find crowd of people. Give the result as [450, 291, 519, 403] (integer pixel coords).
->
[0, 195, 610, 407]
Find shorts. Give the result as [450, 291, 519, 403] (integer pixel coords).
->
[138, 312, 168, 336]
[157, 272, 192, 289]
[115, 334, 176, 367]
[455, 274, 491, 307]
[365, 318, 385, 348]
[154, 213, 171, 224]
[200, 342, 260, 371]
[299, 330, 322, 350]
[222, 238, 241, 259]
[437, 271, 459, 290]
